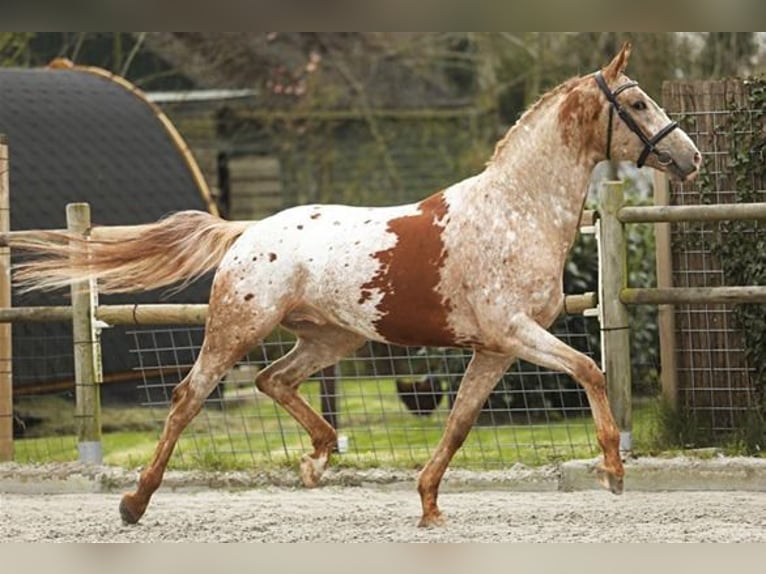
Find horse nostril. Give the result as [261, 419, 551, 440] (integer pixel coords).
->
[693, 151, 702, 166]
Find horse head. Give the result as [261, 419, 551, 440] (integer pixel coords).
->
[557, 42, 701, 181]
[594, 42, 701, 181]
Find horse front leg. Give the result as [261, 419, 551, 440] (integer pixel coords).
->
[506, 314, 624, 494]
[418, 350, 513, 527]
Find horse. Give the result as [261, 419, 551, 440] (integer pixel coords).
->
[11, 43, 701, 528]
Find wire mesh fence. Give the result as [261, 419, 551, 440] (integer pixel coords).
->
[663, 79, 765, 433]
[10, 331, 78, 462]
[129, 315, 601, 471]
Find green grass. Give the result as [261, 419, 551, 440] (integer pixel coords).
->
[13, 381, 669, 471]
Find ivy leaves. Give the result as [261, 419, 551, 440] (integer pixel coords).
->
[706, 78, 766, 410]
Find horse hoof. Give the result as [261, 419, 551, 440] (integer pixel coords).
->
[609, 473, 625, 495]
[299, 453, 327, 488]
[418, 511, 446, 528]
[119, 495, 142, 525]
[595, 466, 624, 495]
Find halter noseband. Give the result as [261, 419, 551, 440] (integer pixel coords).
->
[594, 71, 678, 168]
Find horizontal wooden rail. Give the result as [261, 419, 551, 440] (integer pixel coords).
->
[0, 230, 62, 247]
[0, 303, 208, 325]
[621, 286, 766, 305]
[0, 294, 595, 326]
[97, 304, 208, 325]
[0, 225, 218, 246]
[0, 225, 225, 246]
[562, 292, 596, 314]
[0, 306, 73, 322]
[618, 202, 766, 223]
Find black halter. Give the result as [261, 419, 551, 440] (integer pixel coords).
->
[593, 71, 679, 168]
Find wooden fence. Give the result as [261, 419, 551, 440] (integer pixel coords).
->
[599, 177, 766, 451]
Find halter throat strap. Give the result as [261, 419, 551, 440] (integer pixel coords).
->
[594, 71, 679, 168]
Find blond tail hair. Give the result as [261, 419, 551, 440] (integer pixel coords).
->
[11, 211, 251, 294]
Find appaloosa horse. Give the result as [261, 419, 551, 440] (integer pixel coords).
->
[13, 43, 700, 527]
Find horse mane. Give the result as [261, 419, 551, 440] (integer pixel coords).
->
[488, 75, 583, 164]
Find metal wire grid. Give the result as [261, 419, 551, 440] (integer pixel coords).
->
[129, 316, 599, 471]
[667, 96, 764, 431]
[10, 332, 78, 461]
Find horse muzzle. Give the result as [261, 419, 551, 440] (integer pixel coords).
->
[665, 150, 702, 182]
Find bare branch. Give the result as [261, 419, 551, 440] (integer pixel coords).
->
[121, 32, 147, 78]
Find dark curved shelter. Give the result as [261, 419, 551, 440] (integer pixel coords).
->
[0, 61, 216, 401]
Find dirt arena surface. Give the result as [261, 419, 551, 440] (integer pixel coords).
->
[2, 487, 765, 542]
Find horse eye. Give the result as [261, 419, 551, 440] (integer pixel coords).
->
[631, 100, 648, 111]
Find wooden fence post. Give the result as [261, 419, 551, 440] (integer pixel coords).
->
[598, 180, 632, 452]
[67, 203, 103, 464]
[0, 134, 12, 461]
[653, 171, 678, 410]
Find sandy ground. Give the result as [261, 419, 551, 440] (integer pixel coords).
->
[2, 487, 766, 542]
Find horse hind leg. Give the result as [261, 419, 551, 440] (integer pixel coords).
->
[255, 322, 365, 487]
[119, 368, 208, 524]
[119, 300, 283, 525]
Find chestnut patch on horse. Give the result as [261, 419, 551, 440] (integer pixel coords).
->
[362, 193, 455, 346]
[557, 82, 601, 154]
[268, 253, 277, 262]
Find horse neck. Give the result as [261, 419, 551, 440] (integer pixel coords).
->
[482, 94, 598, 238]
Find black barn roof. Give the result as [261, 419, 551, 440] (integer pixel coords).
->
[0, 61, 217, 395]
[0, 61, 216, 230]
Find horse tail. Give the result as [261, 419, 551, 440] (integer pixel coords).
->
[11, 211, 252, 294]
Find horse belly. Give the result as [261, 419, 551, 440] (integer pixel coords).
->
[311, 286, 459, 348]
[303, 255, 455, 346]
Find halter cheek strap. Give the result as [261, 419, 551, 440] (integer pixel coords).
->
[594, 71, 679, 168]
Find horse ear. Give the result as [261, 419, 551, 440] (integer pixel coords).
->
[602, 41, 632, 81]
